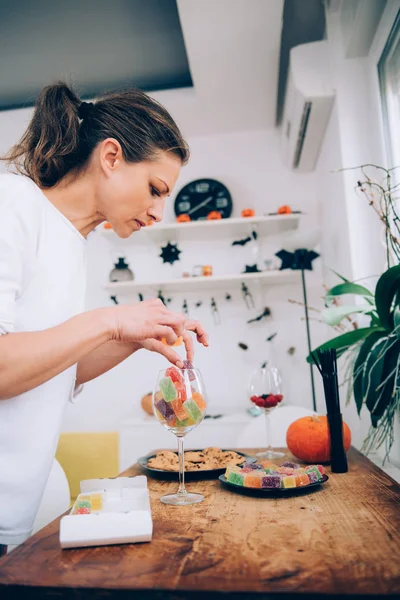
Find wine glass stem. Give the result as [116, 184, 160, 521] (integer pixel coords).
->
[265, 409, 272, 452]
[177, 435, 187, 496]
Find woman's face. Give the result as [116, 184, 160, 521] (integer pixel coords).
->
[95, 140, 182, 238]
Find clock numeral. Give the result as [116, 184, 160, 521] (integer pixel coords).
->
[217, 191, 225, 197]
[216, 197, 228, 209]
[196, 183, 210, 193]
[180, 194, 190, 201]
[178, 201, 191, 212]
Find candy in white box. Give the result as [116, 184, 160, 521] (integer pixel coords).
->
[59, 475, 152, 549]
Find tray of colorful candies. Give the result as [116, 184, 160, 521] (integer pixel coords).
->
[219, 460, 328, 495]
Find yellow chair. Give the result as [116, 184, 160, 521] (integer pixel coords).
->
[56, 432, 119, 503]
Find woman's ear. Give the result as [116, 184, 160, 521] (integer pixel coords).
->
[100, 138, 123, 174]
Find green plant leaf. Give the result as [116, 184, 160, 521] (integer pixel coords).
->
[307, 327, 385, 363]
[366, 339, 400, 427]
[394, 305, 400, 339]
[375, 265, 400, 331]
[353, 331, 388, 415]
[321, 305, 375, 326]
[330, 269, 350, 283]
[326, 282, 374, 299]
[362, 337, 389, 420]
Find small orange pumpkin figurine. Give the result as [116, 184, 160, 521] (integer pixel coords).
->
[277, 205, 292, 215]
[103, 222, 112, 229]
[241, 208, 255, 218]
[207, 211, 222, 220]
[177, 214, 191, 223]
[286, 415, 351, 464]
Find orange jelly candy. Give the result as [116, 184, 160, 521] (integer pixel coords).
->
[171, 399, 188, 421]
[192, 391, 206, 411]
[161, 336, 183, 347]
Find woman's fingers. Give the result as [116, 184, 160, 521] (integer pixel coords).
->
[144, 339, 183, 368]
[184, 320, 209, 346]
[182, 331, 194, 363]
[158, 313, 186, 338]
[150, 325, 178, 346]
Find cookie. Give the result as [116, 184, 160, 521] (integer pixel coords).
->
[184, 451, 206, 463]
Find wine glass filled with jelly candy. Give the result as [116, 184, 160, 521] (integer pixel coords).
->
[152, 362, 207, 505]
[249, 364, 285, 459]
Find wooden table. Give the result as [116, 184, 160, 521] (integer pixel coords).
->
[0, 448, 399, 599]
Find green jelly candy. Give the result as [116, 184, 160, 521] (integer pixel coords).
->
[305, 466, 322, 481]
[264, 468, 278, 474]
[227, 471, 244, 486]
[175, 418, 189, 427]
[77, 500, 91, 508]
[183, 398, 202, 422]
[159, 377, 177, 402]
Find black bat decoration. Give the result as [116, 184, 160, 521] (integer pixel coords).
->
[243, 264, 261, 273]
[275, 249, 319, 271]
[232, 236, 251, 246]
[266, 332, 278, 342]
[247, 307, 271, 324]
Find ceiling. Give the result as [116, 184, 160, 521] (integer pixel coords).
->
[0, 0, 192, 110]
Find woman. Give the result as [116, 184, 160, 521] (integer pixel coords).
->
[0, 82, 208, 554]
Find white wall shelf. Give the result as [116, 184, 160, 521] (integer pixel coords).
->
[104, 270, 299, 295]
[100, 214, 300, 244]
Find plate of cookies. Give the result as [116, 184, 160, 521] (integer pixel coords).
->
[138, 447, 257, 479]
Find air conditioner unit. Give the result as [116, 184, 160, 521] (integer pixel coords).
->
[281, 40, 335, 172]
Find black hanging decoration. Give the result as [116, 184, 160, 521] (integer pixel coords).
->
[287, 346, 296, 356]
[157, 290, 167, 305]
[182, 299, 189, 316]
[160, 242, 181, 265]
[238, 342, 248, 350]
[266, 332, 278, 342]
[210, 297, 221, 325]
[276, 248, 320, 412]
[138, 293, 144, 302]
[195, 301, 203, 308]
[225, 293, 232, 301]
[110, 295, 119, 305]
[247, 307, 271, 324]
[232, 236, 251, 246]
[242, 264, 261, 273]
[241, 282, 255, 309]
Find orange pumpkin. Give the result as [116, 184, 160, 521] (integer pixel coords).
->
[177, 214, 191, 223]
[277, 205, 292, 215]
[286, 415, 351, 464]
[207, 211, 222, 220]
[103, 222, 112, 229]
[141, 393, 154, 416]
[241, 208, 255, 218]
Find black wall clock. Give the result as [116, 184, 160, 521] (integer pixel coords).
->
[174, 178, 233, 220]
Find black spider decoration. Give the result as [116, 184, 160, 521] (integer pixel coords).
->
[242, 264, 261, 273]
[247, 307, 271, 324]
[160, 242, 181, 265]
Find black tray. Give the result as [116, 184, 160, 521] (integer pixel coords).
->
[138, 450, 257, 480]
[219, 473, 329, 496]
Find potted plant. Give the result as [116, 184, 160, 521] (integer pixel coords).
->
[309, 164, 400, 461]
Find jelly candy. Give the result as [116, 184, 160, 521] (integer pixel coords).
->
[227, 471, 244, 486]
[261, 475, 282, 488]
[305, 466, 322, 481]
[225, 466, 242, 479]
[242, 462, 264, 470]
[183, 398, 203, 422]
[295, 474, 310, 487]
[165, 366, 184, 384]
[90, 495, 103, 511]
[277, 467, 296, 475]
[166, 417, 177, 428]
[75, 507, 91, 515]
[171, 399, 189, 421]
[159, 377, 178, 402]
[175, 418, 189, 428]
[244, 472, 263, 488]
[306, 471, 319, 484]
[155, 398, 175, 421]
[175, 382, 187, 402]
[182, 360, 196, 381]
[316, 465, 325, 475]
[162, 336, 183, 347]
[192, 391, 206, 411]
[77, 500, 91, 509]
[282, 476, 296, 488]
[282, 461, 300, 469]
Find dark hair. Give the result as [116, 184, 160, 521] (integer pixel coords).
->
[1, 82, 190, 187]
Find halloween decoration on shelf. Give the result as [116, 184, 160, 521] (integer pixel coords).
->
[267, 208, 302, 216]
[241, 282, 255, 309]
[241, 208, 255, 218]
[210, 297, 221, 325]
[174, 178, 232, 220]
[138, 293, 144, 302]
[192, 265, 203, 277]
[110, 296, 118, 305]
[247, 307, 271, 324]
[276, 229, 320, 411]
[157, 290, 172, 306]
[202, 265, 213, 277]
[232, 229, 258, 247]
[109, 258, 134, 283]
[176, 214, 191, 223]
[207, 211, 222, 220]
[160, 242, 181, 265]
[243, 264, 261, 273]
[225, 293, 232, 301]
[182, 299, 189, 316]
[238, 342, 248, 351]
[288, 346, 296, 356]
[195, 301, 203, 308]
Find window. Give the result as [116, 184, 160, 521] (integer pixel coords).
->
[378, 11, 400, 169]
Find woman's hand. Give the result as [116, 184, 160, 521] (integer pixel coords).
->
[139, 319, 209, 367]
[103, 300, 209, 367]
